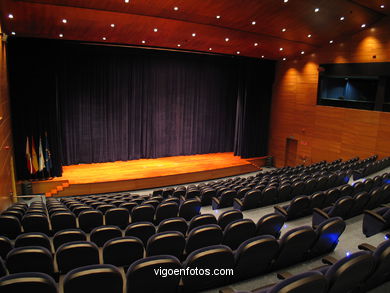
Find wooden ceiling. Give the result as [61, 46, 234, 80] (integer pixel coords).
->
[0, 0, 389, 59]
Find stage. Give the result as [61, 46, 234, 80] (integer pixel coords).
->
[30, 153, 266, 197]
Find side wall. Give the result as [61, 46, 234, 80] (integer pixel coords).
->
[269, 17, 390, 167]
[0, 25, 15, 210]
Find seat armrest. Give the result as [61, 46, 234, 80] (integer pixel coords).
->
[322, 256, 338, 265]
[358, 243, 376, 252]
[277, 272, 293, 280]
[274, 206, 287, 216]
[219, 287, 236, 293]
[364, 210, 386, 224]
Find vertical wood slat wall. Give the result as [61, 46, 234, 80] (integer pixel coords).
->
[269, 17, 390, 167]
[0, 25, 15, 210]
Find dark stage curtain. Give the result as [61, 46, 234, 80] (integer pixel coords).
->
[7, 38, 275, 179]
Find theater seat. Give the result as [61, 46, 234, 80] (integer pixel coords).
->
[125, 221, 156, 246]
[0, 272, 57, 293]
[131, 204, 155, 223]
[146, 231, 185, 258]
[53, 229, 87, 251]
[188, 214, 217, 232]
[0, 215, 22, 239]
[50, 211, 77, 233]
[233, 190, 260, 211]
[362, 207, 390, 237]
[217, 210, 243, 230]
[312, 196, 354, 227]
[78, 210, 104, 233]
[274, 196, 310, 220]
[185, 224, 223, 255]
[63, 264, 123, 293]
[222, 219, 256, 250]
[0, 236, 12, 259]
[155, 202, 179, 224]
[256, 213, 285, 238]
[103, 236, 144, 268]
[22, 214, 51, 235]
[179, 199, 201, 221]
[126, 255, 181, 293]
[14, 232, 52, 252]
[105, 208, 130, 229]
[157, 217, 188, 235]
[212, 189, 237, 209]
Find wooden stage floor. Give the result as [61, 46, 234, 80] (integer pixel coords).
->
[31, 153, 265, 197]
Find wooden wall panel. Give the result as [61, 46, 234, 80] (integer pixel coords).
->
[0, 25, 15, 211]
[269, 16, 390, 167]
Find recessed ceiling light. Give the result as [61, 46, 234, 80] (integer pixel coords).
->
[282, 28, 286, 32]
[173, 6, 179, 11]
[216, 15, 221, 19]
[251, 21, 256, 25]
[283, 57, 287, 60]
[314, 8, 320, 13]
[261, 55, 265, 58]
[225, 38, 229, 42]
[307, 34, 312, 38]
[11, 32, 16, 35]
[111, 24, 115, 27]
[329, 40, 334, 43]
[141, 40, 146, 44]
[254, 43, 259, 46]
[209, 48, 212, 51]
[177, 44, 181, 47]
[380, 5, 385, 9]
[361, 24, 366, 28]
[124, 0, 129, 3]
[153, 28, 158, 32]
[8, 14, 14, 19]
[102, 37, 106, 40]
[340, 16, 345, 21]
[236, 51, 240, 54]
[279, 47, 284, 51]
[62, 19, 67, 23]
[301, 51, 305, 54]
[284, 0, 288, 3]
[192, 33, 196, 37]
[59, 34, 63, 38]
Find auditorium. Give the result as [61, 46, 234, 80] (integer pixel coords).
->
[1, 0, 390, 292]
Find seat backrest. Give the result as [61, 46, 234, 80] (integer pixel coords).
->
[146, 231, 185, 258]
[21, 214, 50, 235]
[56, 241, 100, 274]
[103, 236, 144, 267]
[90, 225, 122, 247]
[63, 264, 123, 293]
[157, 217, 188, 235]
[6, 246, 54, 275]
[131, 204, 155, 223]
[15, 232, 51, 251]
[256, 213, 285, 238]
[0, 236, 12, 259]
[188, 214, 217, 232]
[155, 202, 179, 224]
[186, 224, 223, 254]
[78, 210, 103, 233]
[124, 221, 156, 246]
[278, 184, 292, 202]
[311, 217, 346, 256]
[242, 190, 260, 208]
[218, 210, 243, 230]
[261, 186, 278, 206]
[179, 199, 201, 221]
[53, 229, 87, 251]
[223, 219, 256, 250]
[50, 211, 77, 233]
[0, 272, 57, 293]
[105, 208, 130, 229]
[269, 271, 327, 293]
[126, 255, 181, 293]
[287, 196, 310, 216]
[328, 196, 354, 218]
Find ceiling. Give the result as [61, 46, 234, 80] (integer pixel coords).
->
[0, 0, 389, 60]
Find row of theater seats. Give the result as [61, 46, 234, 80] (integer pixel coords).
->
[0, 216, 346, 293]
[363, 206, 390, 237]
[353, 157, 390, 180]
[224, 238, 390, 293]
[273, 173, 389, 222]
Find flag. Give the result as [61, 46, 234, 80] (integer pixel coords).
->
[44, 132, 52, 173]
[31, 137, 39, 173]
[38, 136, 45, 172]
[25, 137, 33, 174]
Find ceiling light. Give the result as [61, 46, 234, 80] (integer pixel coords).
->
[340, 16, 345, 21]
[8, 14, 14, 19]
[279, 47, 284, 51]
[141, 40, 146, 44]
[173, 7, 179, 11]
[62, 19, 67, 23]
[111, 24, 115, 27]
[209, 48, 212, 51]
[251, 21, 256, 25]
[124, 0, 129, 3]
[301, 51, 305, 54]
[380, 5, 385, 8]
[11, 32, 16, 35]
[284, 0, 288, 3]
[254, 43, 259, 46]
[314, 8, 320, 13]
[329, 40, 334, 43]
[192, 33, 196, 37]
[177, 44, 181, 47]
[153, 28, 158, 32]
[261, 55, 265, 58]
[307, 34, 312, 38]
[283, 57, 287, 60]
[361, 24, 367, 28]
[59, 34, 63, 38]
[225, 38, 229, 42]
[102, 37, 106, 40]
[282, 28, 286, 32]
[236, 51, 240, 54]
[216, 15, 221, 19]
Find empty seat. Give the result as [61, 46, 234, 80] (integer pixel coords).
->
[15, 232, 51, 251]
[103, 236, 143, 268]
[322, 188, 341, 208]
[256, 213, 285, 238]
[233, 190, 260, 211]
[50, 211, 77, 233]
[200, 189, 216, 206]
[347, 191, 370, 218]
[105, 208, 130, 229]
[90, 225, 122, 247]
[272, 226, 317, 269]
[146, 231, 185, 258]
[2, 210, 24, 222]
[157, 217, 188, 235]
[222, 219, 256, 250]
[260, 186, 278, 206]
[310, 217, 346, 257]
[0, 236, 12, 259]
[131, 204, 155, 223]
[56, 241, 99, 274]
[366, 187, 384, 210]
[218, 210, 243, 230]
[0, 258, 6, 278]
[63, 264, 123, 293]
[253, 271, 327, 293]
[125, 221, 156, 246]
[362, 207, 390, 237]
[212, 189, 236, 209]
[96, 204, 116, 215]
[126, 255, 181, 293]
[234, 235, 279, 281]
[274, 196, 310, 220]
[53, 229, 87, 251]
[119, 202, 138, 213]
[22, 214, 50, 235]
[312, 196, 354, 227]
[78, 210, 103, 233]
[0, 272, 57, 293]
[179, 199, 201, 221]
[188, 214, 217, 232]
[185, 224, 223, 255]
[0, 215, 22, 239]
[6, 246, 54, 275]
[155, 202, 179, 224]
[182, 245, 234, 292]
